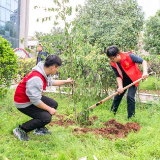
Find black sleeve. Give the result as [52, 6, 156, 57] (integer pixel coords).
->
[111, 66, 120, 78]
[129, 53, 143, 64]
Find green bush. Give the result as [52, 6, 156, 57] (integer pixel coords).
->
[17, 58, 36, 81]
[0, 36, 18, 97]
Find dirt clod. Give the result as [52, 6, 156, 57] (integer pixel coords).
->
[50, 115, 141, 140]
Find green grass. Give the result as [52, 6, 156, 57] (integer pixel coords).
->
[0, 89, 160, 160]
[139, 76, 160, 91]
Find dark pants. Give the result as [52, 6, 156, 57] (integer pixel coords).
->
[18, 95, 58, 133]
[111, 79, 137, 119]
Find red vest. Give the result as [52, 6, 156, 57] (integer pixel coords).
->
[14, 71, 47, 103]
[111, 52, 142, 87]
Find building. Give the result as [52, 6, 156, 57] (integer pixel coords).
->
[0, 0, 29, 49]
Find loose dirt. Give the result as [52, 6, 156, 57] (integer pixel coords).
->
[49, 114, 141, 140]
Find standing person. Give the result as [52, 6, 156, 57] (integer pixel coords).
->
[106, 45, 148, 119]
[13, 54, 73, 141]
[36, 44, 47, 65]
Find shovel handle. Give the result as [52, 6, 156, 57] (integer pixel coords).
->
[89, 77, 143, 110]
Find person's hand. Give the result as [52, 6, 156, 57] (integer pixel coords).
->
[142, 72, 149, 80]
[117, 87, 124, 95]
[48, 108, 56, 115]
[67, 77, 73, 84]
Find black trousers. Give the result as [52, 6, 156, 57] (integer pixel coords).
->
[111, 79, 137, 119]
[18, 95, 58, 133]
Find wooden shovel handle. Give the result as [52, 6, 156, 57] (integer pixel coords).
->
[89, 77, 143, 110]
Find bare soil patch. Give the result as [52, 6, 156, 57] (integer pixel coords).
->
[49, 114, 141, 140]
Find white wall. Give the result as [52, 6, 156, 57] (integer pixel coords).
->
[19, 0, 30, 49]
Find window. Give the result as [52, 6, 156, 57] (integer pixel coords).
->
[0, 21, 5, 35]
[11, 0, 15, 12]
[14, 1, 18, 11]
[6, 0, 11, 10]
[5, 30, 10, 37]
[13, 26, 18, 38]
[0, 7, 6, 21]
[6, 0, 11, 5]
[0, 0, 20, 48]
[0, 0, 7, 8]
[10, 37, 18, 48]
[6, 10, 11, 22]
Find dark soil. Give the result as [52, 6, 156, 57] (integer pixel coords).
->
[49, 114, 76, 127]
[49, 114, 141, 140]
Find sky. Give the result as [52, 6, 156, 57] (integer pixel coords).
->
[28, 0, 160, 37]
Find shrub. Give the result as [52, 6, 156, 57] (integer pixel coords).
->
[0, 36, 18, 97]
[17, 58, 36, 81]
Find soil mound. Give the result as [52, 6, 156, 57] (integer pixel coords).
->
[49, 114, 141, 140]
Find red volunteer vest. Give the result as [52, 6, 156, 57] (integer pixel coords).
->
[111, 52, 142, 87]
[14, 71, 47, 103]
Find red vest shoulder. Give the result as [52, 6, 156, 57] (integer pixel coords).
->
[110, 52, 142, 87]
[14, 71, 47, 103]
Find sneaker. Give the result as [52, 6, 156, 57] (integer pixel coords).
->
[13, 125, 29, 141]
[33, 127, 52, 135]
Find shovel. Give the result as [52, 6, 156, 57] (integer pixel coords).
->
[89, 77, 144, 110]
[79, 77, 144, 121]
[78, 73, 152, 122]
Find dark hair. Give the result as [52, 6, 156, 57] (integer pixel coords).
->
[106, 45, 120, 57]
[44, 54, 62, 67]
[39, 44, 43, 49]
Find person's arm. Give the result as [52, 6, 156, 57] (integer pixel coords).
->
[142, 60, 148, 79]
[116, 77, 124, 94]
[53, 78, 73, 86]
[111, 66, 124, 94]
[36, 101, 56, 115]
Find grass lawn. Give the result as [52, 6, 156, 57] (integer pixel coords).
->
[139, 76, 160, 91]
[0, 89, 160, 160]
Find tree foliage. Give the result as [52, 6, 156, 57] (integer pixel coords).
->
[0, 36, 18, 97]
[143, 10, 160, 55]
[73, 0, 144, 52]
[36, 27, 65, 55]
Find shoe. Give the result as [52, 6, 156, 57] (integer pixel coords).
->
[110, 109, 116, 116]
[128, 113, 135, 119]
[128, 114, 135, 120]
[33, 127, 52, 135]
[13, 125, 29, 141]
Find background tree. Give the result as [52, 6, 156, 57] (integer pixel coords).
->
[35, 27, 65, 54]
[74, 0, 144, 52]
[143, 10, 160, 55]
